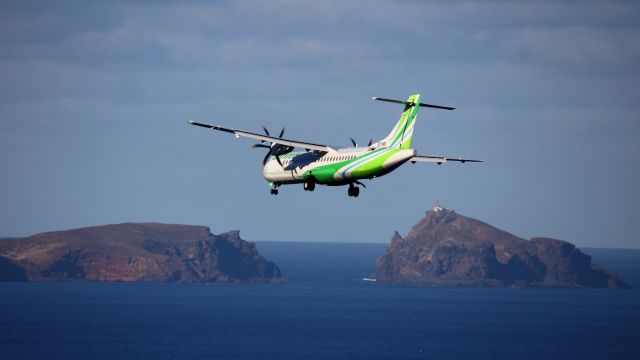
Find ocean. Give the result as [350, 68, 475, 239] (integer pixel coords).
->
[1, 242, 639, 360]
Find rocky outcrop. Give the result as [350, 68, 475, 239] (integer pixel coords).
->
[0, 223, 284, 283]
[376, 209, 626, 288]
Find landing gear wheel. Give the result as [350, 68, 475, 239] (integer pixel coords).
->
[303, 181, 315, 192]
[347, 185, 359, 197]
[270, 189, 279, 195]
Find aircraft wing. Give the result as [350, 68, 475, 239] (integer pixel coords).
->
[189, 120, 335, 152]
[410, 155, 483, 164]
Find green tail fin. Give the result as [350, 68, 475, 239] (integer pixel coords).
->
[377, 94, 421, 149]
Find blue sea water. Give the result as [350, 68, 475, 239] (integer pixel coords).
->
[0, 242, 639, 360]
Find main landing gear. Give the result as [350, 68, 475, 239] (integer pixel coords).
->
[270, 188, 279, 195]
[303, 180, 315, 192]
[347, 184, 360, 198]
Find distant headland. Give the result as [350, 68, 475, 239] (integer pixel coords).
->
[0, 223, 284, 283]
[0, 208, 628, 288]
[376, 203, 626, 288]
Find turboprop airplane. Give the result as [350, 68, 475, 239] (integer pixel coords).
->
[189, 93, 482, 197]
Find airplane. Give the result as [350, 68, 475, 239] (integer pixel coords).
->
[189, 93, 482, 197]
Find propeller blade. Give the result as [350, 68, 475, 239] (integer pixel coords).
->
[350, 137, 357, 147]
[252, 144, 270, 149]
[262, 152, 271, 166]
[262, 126, 270, 136]
[279, 127, 285, 138]
[276, 155, 283, 167]
[368, 139, 373, 146]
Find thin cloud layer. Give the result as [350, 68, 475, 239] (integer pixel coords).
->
[0, 1, 638, 247]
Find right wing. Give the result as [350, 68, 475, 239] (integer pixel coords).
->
[411, 155, 483, 164]
[189, 120, 336, 152]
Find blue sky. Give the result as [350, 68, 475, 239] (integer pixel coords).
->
[1, 1, 639, 248]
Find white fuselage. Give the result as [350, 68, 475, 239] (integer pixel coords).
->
[262, 147, 365, 183]
[262, 147, 416, 185]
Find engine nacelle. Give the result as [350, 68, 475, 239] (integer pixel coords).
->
[270, 144, 294, 156]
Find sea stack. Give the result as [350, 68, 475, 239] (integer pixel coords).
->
[376, 203, 626, 288]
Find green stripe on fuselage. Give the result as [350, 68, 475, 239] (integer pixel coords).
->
[303, 147, 406, 184]
[305, 150, 380, 184]
[349, 149, 397, 179]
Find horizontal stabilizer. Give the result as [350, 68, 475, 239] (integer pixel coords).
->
[373, 97, 455, 110]
[410, 155, 483, 164]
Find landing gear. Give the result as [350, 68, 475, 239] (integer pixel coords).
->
[303, 180, 315, 192]
[347, 185, 360, 198]
[270, 189, 279, 195]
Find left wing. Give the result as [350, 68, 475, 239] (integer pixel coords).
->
[410, 155, 483, 165]
[189, 120, 335, 152]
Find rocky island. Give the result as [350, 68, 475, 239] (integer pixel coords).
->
[376, 204, 626, 288]
[0, 223, 283, 283]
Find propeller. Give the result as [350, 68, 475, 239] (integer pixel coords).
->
[252, 126, 291, 167]
[350, 138, 373, 147]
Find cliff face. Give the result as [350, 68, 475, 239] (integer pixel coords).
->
[0, 223, 283, 283]
[376, 210, 626, 288]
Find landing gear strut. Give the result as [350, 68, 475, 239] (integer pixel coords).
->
[303, 180, 315, 192]
[347, 184, 360, 198]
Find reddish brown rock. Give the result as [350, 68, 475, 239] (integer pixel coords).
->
[0, 223, 283, 283]
[376, 209, 626, 288]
